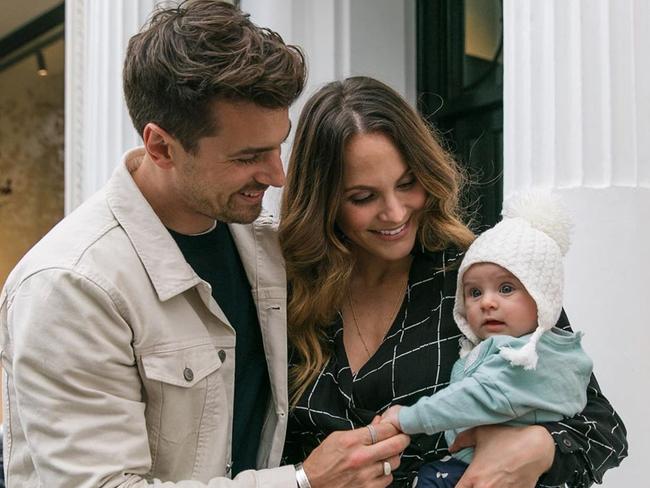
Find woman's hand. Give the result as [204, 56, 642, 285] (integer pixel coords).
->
[302, 420, 410, 488]
[449, 424, 555, 488]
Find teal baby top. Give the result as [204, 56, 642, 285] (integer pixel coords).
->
[398, 328, 593, 464]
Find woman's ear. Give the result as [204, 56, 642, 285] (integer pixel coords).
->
[143, 123, 176, 169]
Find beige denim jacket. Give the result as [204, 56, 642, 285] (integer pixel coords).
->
[0, 148, 296, 487]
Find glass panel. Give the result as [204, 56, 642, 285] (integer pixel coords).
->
[464, 0, 503, 90]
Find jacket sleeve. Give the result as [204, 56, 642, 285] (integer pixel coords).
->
[4, 269, 296, 488]
[398, 337, 590, 436]
[537, 314, 628, 488]
[399, 367, 522, 435]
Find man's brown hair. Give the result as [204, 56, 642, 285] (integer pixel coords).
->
[123, 0, 306, 153]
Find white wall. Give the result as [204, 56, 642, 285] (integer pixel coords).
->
[348, 0, 416, 104]
[504, 0, 647, 485]
[560, 187, 646, 487]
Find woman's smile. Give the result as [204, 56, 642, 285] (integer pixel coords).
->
[370, 219, 410, 240]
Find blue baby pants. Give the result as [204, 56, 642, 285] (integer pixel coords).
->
[415, 457, 468, 488]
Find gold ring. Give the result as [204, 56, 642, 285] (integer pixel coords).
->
[366, 424, 378, 444]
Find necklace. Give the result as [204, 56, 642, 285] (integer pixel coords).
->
[186, 220, 218, 236]
[347, 276, 408, 359]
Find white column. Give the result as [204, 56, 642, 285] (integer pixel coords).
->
[504, 1, 648, 485]
[242, 0, 416, 214]
[65, 0, 158, 213]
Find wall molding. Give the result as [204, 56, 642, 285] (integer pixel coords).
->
[64, 0, 86, 214]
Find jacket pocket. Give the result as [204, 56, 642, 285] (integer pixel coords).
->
[141, 342, 222, 387]
[139, 342, 230, 477]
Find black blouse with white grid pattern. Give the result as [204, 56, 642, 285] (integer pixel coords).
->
[283, 247, 627, 487]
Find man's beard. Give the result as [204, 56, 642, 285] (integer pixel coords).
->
[218, 199, 263, 224]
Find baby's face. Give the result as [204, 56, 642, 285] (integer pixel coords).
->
[462, 262, 538, 340]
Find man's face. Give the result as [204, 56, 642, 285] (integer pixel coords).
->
[171, 99, 290, 225]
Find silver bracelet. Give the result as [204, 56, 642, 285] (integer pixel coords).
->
[294, 462, 312, 488]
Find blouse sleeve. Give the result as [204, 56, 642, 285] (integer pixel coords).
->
[537, 311, 628, 487]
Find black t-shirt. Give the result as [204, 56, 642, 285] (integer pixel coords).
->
[169, 223, 270, 476]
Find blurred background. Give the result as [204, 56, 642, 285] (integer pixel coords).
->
[0, 1, 64, 286]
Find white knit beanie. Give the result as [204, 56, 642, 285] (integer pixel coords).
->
[453, 191, 572, 369]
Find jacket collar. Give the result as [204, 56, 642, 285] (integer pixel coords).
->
[105, 148, 203, 301]
[105, 148, 280, 303]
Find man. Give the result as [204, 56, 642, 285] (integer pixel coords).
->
[0, 1, 408, 487]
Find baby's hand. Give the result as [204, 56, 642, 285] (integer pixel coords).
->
[380, 405, 403, 430]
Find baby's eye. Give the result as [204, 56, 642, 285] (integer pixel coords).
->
[469, 288, 481, 298]
[500, 284, 514, 294]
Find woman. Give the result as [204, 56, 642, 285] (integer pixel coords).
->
[280, 76, 627, 487]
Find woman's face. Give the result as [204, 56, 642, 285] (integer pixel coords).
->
[336, 132, 427, 265]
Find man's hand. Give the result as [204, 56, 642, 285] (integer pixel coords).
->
[450, 424, 555, 488]
[302, 421, 410, 488]
[380, 405, 402, 430]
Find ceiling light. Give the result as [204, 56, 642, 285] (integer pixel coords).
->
[36, 50, 48, 76]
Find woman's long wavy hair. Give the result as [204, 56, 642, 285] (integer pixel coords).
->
[279, 76, 474, 406]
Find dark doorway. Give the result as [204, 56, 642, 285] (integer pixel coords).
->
[417, 0, 503, 231]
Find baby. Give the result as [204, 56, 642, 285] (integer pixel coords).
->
[381, 192, 593, 488]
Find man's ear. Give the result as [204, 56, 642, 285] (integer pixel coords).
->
[143, 123, 177, 169]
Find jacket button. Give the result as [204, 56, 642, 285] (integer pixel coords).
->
[562, 438, 573, 448]
[218, 349, 227, 362]
[183, 367, 194, 382]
